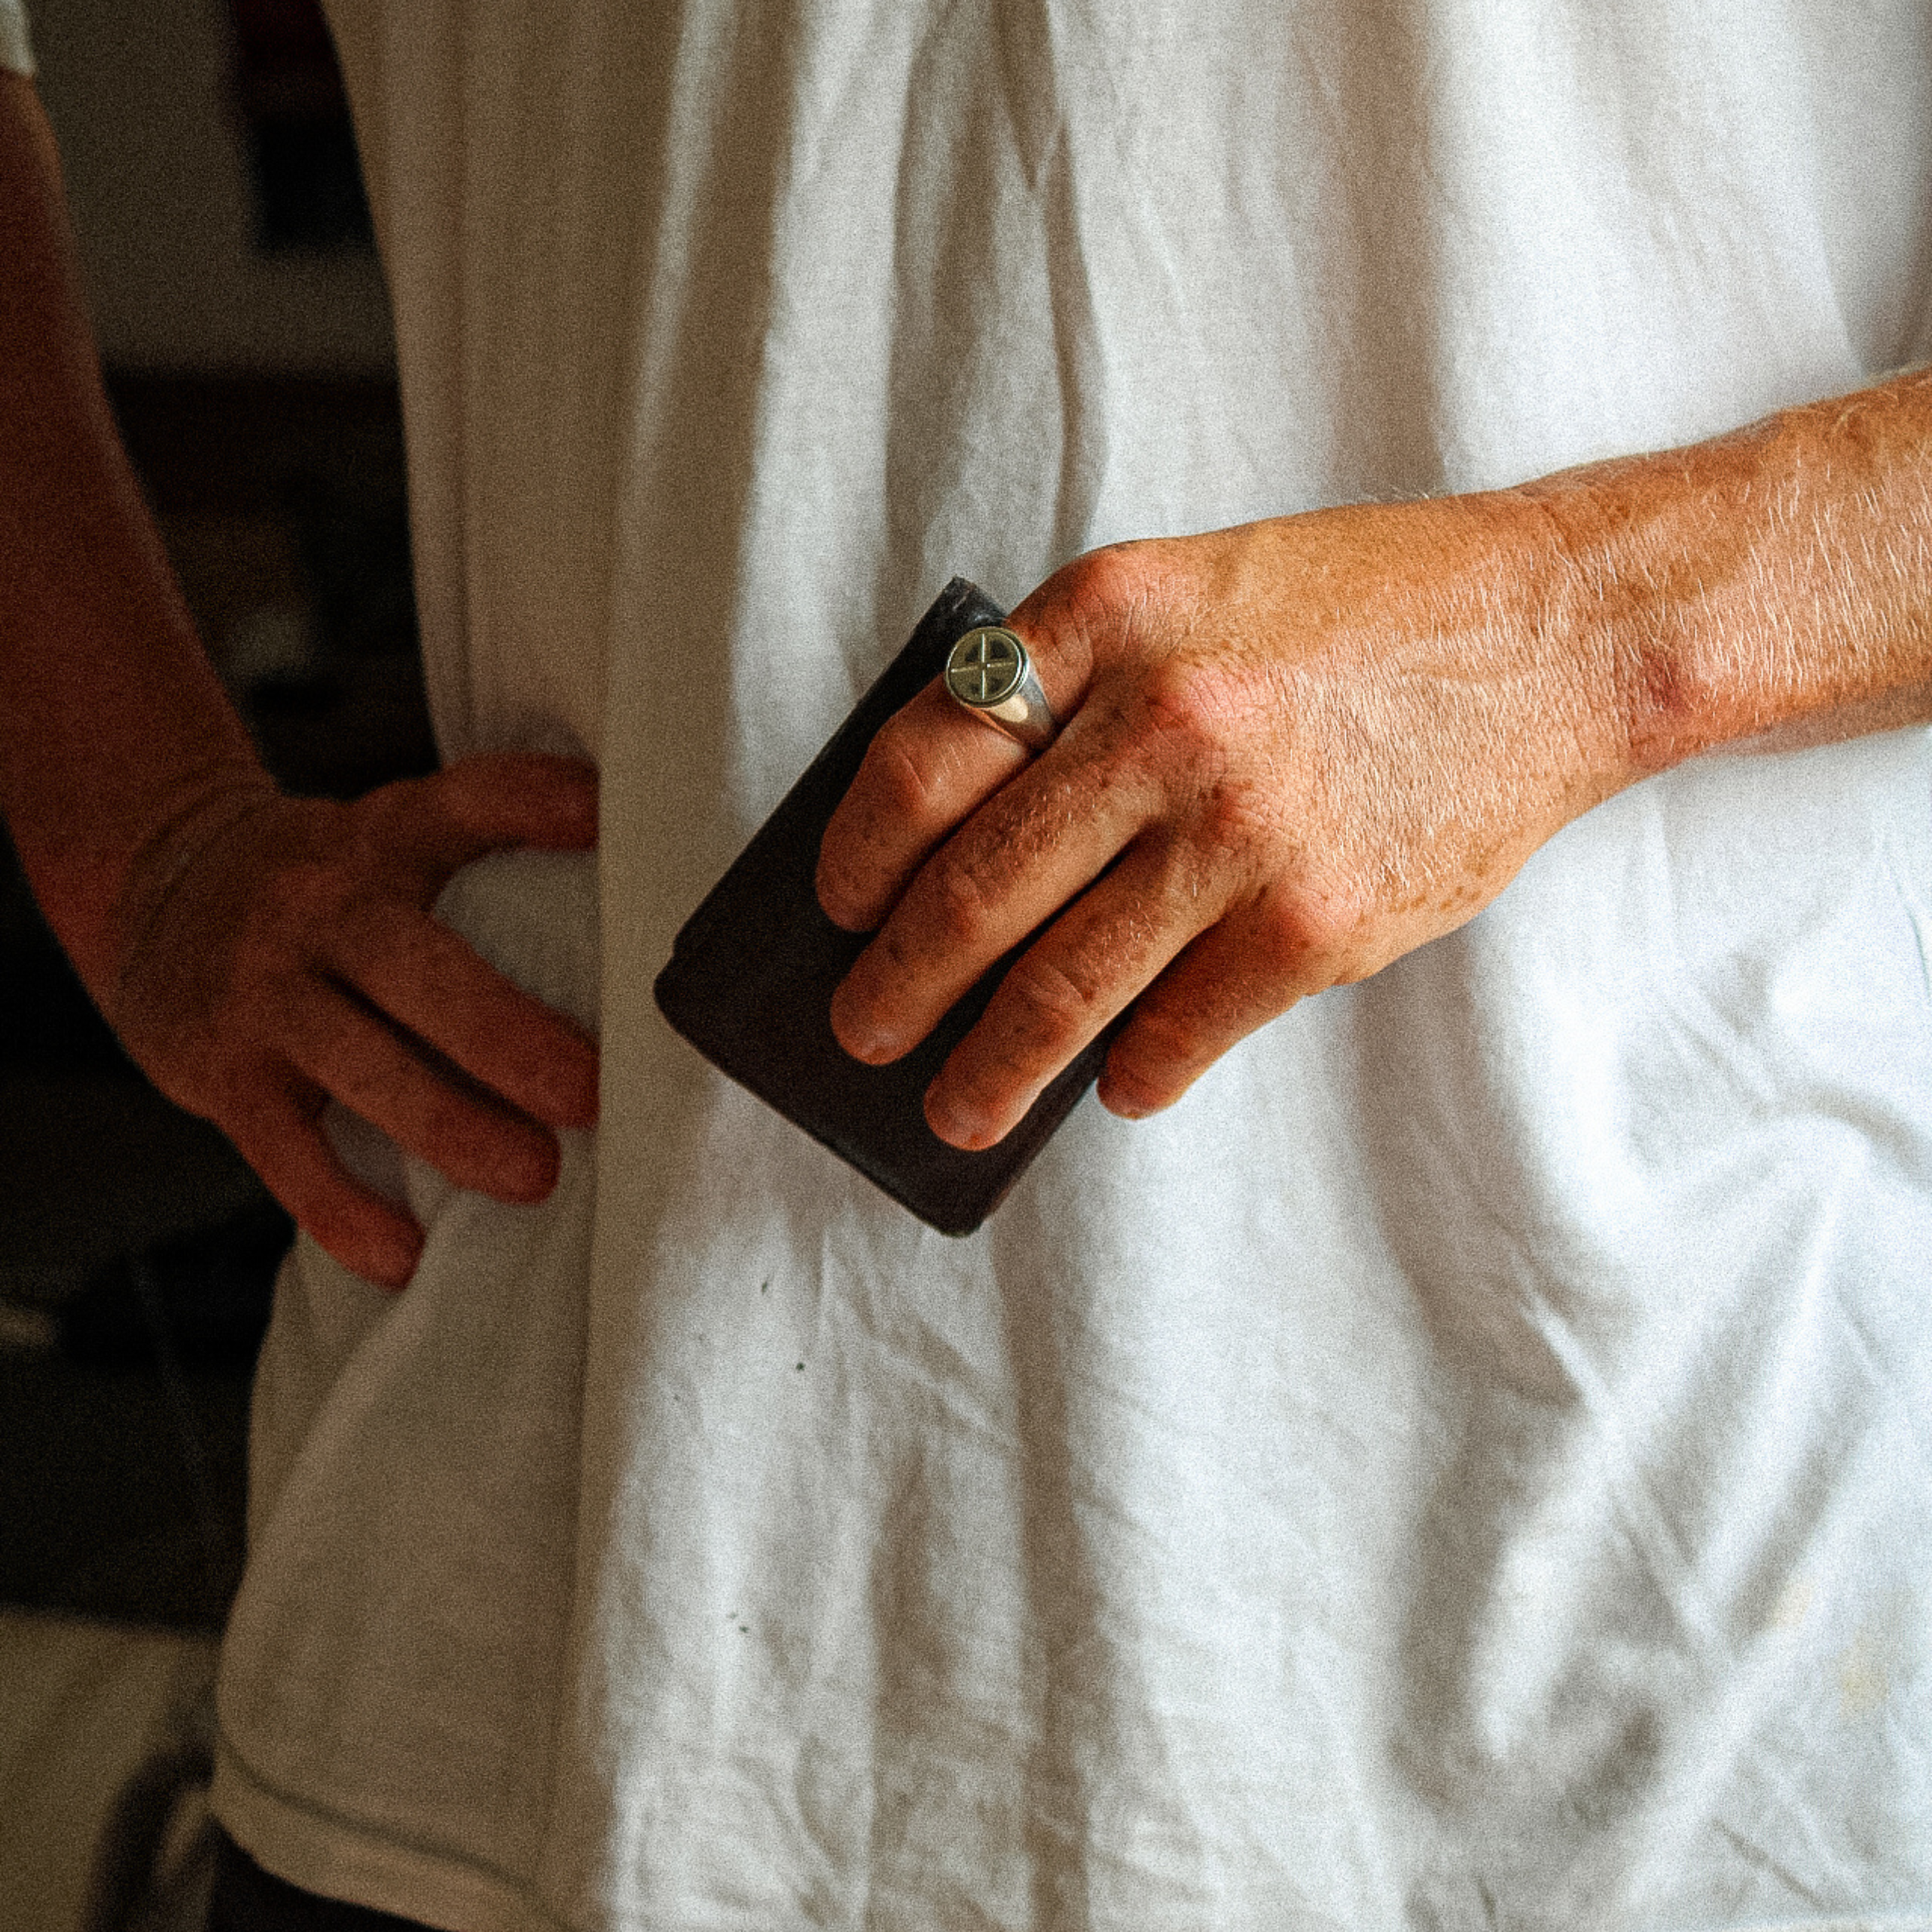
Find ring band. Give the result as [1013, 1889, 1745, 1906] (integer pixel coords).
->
[943, 626, 1059, 752]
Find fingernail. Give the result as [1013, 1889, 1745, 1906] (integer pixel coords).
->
[831, 991, 902, 1064]
[815, 861, 869, 932]
[845, 1024, 902, 1066]
[925, 1088, 992, 1149]
[1098, 1076, 1159, 1121]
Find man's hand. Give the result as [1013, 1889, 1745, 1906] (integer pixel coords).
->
[817, 374, 1932, 1150]
[817, 500, 1631, 1148]
[0, 72, 598, 1289]
[105, 753, 601, 1290]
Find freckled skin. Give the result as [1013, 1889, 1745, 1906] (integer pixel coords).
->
[816, 371, 1932, 1151]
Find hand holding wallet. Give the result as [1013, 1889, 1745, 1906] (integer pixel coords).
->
[654, 578, 1117, 1235]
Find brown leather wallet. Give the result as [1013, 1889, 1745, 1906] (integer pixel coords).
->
[653, 578, 1116, 1235]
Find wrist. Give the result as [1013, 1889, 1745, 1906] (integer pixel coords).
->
[102, 771, 283, 1028]
[1524, 424, 1793, 777]
[1518, 373, 1932, 777]
[9, 741, 279, 1024]
[0, 69, 280, 1015]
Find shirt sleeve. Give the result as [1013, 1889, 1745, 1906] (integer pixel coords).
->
[0, 1, 35, 78]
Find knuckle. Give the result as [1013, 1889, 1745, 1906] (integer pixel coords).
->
[1186, 780, 1277, 870]
[316, 893, 383, 973]
[816, 843, 884, 928]
[1051, 540, 1157, 633]
[997, 951, 1100, 1058]
[1250, 882, 1362, 982]
[871, 728, 954, 823]
[926, 858, 999, 951]
[1136, 658, 1253, 771]
[342, 800, 416, 876]
[1109, 1003, 1204, 1100]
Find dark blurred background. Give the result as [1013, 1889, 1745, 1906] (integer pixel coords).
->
[2, 2, 423, 1924]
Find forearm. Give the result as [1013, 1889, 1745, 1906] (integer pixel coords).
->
[0, 72, 270, 1008]
[1521, 368, 1932, 774]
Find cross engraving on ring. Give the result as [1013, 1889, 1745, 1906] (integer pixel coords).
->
[948, 628, 1024, 706]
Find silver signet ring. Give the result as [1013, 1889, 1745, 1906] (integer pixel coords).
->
[943, 626, 1059, 752]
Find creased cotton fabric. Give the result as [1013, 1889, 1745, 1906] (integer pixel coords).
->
[210, 5, 1932, 1927]
[0, 2, 35, 78]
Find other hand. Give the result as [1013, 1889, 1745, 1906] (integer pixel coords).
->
[105, 752, 601, 1288]
[816, 499, 1635, 1149]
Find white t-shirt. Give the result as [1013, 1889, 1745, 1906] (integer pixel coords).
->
[0, 1, 34, 79]
[178, 2, 1932, 1927]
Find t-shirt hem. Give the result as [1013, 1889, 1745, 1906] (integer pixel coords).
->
[209, 1728, 1932, 1932]
[211, 1735, 577, 1932]
[1708, 1921, 1932, 1932]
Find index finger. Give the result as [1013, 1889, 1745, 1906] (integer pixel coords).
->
[381, 753, 601, 902]
[815, 678, 1027, 931]
[816, 621, 1088, 932]
[437, 752, 601, 849]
